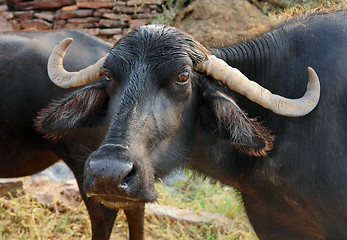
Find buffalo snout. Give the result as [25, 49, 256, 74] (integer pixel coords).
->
[83, 144, 157, 208]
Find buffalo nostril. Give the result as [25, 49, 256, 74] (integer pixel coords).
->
[120, 182, 128, 189]
[120, 166, 136, 190]
[83, 166, 96, 196]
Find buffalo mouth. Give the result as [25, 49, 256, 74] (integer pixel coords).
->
[90, 194, 148, 210]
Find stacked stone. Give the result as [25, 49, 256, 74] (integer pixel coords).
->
[0, 0, 14, 32]
[4, 0, 163, 41]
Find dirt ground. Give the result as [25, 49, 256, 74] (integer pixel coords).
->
[174, 0, 273, 47]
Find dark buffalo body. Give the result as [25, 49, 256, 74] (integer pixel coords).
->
[0, 30, 144, 240]
[37, 11, 347, 240]
[208, 13, 347, 239]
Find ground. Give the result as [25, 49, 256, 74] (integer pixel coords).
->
[174, 0, 272, 48]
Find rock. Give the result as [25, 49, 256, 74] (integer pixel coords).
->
[36, 0, 75, 11]
[65, 22, 99, 29]
[1, 0, 164, 42]
[95, 8, 113, 14]
[20, 19, 53, 30]
[102, 12, 132, 21]
[53, 19, 67, 29]
[58, 179, 81, 206]
[67, 17, 99, 23]
[27, 178, 81, 213]
[113, 6, 143, 14]
[76, 1, 113, 9]
[126, 0, 140, 6]
[34, 12, 55, 22]
[114, 1, 127, 6]
[148, 4, 159, 11]
[144, 0, 163, 4]
[123, 28, 130, 35]
[3, 12, 14, 20]
[99, 28, 122, 35]
[0, 4, 8, 13]
[146, 203, 236, 229]
[56, 9, 93, 20]
[31, 161, 74, 182]
[31, 176, 51, 187]
[13, 10, 35, 20]
[128, 0, 162, 5]
[85, 28, 100, 36]
[0, 17, 13, 32]
[129, 19, 148, 28]
[0, 179, 23, 197]
[93, 10, 103, 17]
[61, 5, 78, 11]
[6, 0, 23, 3]
[113, 34, 123, 41]
[13, 1, 38, 11]
[132, 12, 153, 19]
[92, 0, 113, 2]
[99, 19, 126, 28]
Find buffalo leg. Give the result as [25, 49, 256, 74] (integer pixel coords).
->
[76, 173, 118, 240]
[124, 207, 145, 240]
[83, 195, 118, 240]
[64, 158, 118, 240]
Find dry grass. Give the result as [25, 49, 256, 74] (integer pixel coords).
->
[267, 0, 347, 22]
[0, 190, 91, 240]
[0, 174, 257, 240]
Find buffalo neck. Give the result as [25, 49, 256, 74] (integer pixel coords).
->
[189, 126, 256, 191]
[210, 25, 311, 122]
[211, 28, 286, 77]
[210, 26, 290, 89]
[192, 26, 303, 190]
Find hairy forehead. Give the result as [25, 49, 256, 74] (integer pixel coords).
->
[107, 25, 209, 67]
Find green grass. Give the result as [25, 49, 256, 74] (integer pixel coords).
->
[151, 0, 189, 24]
[154, 171, 257, 240]
[157, 173, 245, 222]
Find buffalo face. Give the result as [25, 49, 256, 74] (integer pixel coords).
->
[84, 26, 210, 208]
[38, 25, 319, 208]
[39, 26, 211, 208]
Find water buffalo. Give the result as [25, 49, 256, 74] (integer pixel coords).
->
[0, 30, 144, 240]
[38, 11, 346, 240]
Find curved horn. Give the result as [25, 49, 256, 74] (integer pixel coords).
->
[197, 55, 320, 117]
[47, 38, 107, 88]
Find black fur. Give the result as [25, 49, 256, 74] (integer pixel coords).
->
[0, 30, 144, 240]
[34, 11, 347, 240]
[36, 82, 109, 140]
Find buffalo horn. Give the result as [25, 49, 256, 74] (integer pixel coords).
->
[197, 55, 320, 117]
[47, 38, 106, 88]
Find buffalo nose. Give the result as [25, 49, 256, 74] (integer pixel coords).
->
[84, 159, 136, 195]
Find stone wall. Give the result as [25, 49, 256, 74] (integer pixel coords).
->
[0, 0, 163, 41]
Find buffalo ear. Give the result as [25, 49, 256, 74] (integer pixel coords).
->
[35, 82, 109, 140]
[199, 82, 273, 157]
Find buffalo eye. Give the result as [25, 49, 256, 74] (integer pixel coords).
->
[176, 71, 190, 85]
[104, 68, 111, 81]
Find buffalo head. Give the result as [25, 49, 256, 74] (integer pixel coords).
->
[38, 25, 320, 209]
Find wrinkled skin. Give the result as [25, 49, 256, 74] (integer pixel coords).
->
[39, 12, 347, 240]
[0, 30, 144, 240]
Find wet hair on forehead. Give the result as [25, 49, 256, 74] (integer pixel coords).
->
[110, 25, 210, 66]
